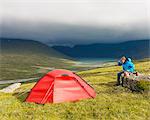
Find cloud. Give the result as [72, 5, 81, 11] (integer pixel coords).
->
[0, 0, 149, 45]
[1, 19, 148, 45]
[1, 0, 148, 25]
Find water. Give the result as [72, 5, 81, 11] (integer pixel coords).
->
[75, 58, 117, 67]
[77, 58, 115, 63]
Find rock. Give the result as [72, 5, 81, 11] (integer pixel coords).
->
[0, 83, 21, 93]
[122, 74, 150, 92]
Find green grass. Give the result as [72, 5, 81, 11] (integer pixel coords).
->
[0, 53, 94, 80]
[0, 60, 150, 120]
[137, 80, 150, 91]
[0, 53, 75, 80]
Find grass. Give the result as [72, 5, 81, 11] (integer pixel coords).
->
[0, 53, 96, 80]
[0, 53, 75, 80]
[137, 80, 150, 91]
[0, 60, 150, 120]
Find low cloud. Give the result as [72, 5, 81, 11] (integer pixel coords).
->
[1, 19, 148, 46]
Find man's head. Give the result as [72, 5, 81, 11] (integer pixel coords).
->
[120, 56, 126, 63]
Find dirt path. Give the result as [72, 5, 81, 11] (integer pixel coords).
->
[0, 66, 53, 85]
[0, 77, 39, 85]
[32, 66, 55, 70]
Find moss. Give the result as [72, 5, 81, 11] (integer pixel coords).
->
[137, 80, 150, 91]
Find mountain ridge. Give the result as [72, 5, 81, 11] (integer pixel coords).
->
[0, 38, 74, 80]
[52, 39, 150, 59]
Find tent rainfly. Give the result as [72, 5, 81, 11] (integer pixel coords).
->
[26, 69, 96, 104]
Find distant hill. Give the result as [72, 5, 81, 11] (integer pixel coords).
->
[0, 38, 74, 80]
[52, 40, 150, 59]
[0, 38, 69, 58]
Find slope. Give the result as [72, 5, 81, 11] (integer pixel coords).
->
[0, 60, 149, 120]
[52, 40, 150, 59]
[0, 38, 74, 80]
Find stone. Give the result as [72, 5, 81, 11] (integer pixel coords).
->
[122, 74, 150, 92]
[0, 83, 21, 93]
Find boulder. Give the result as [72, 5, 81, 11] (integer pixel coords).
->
[122, 74, 150, 92]
[0, 83, 21, 93]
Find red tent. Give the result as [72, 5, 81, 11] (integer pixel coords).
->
[26, 69, 96, 104]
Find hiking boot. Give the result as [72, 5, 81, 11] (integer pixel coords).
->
[115, 83, 120, 86]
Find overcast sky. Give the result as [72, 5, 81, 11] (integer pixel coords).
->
[0, 0, 149, 45]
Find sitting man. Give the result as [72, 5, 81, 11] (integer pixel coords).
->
[117, 56, 135, 86]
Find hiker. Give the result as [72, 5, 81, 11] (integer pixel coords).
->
[117, 56, 135, 86]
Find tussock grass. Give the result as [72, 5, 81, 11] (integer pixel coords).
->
[0, 60, 150, 120]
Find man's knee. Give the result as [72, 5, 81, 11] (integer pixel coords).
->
[117, 72, 125, 79]
[117, 72, 122, 76]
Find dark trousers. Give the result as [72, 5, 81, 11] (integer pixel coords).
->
[117, 71, 124, 86]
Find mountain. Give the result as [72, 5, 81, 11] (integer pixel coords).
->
[0, 38, 74, 80]
[52, 40, 150, 59]
[0, 38, 69, 58]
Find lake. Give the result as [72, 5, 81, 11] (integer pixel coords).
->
[74, 58, 117, 68]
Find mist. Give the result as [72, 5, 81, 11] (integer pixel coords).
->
[1, 0, 149, 46]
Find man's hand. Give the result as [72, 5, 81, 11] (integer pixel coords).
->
[124, 71, 130, 77]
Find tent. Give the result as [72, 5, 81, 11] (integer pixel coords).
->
[25, 69, 96, 104]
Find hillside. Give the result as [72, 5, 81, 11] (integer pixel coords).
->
[0, 38, 74, 80]
[0, 38, 70, 58]
[52, 40, 150, 59]
[0, 60, 149, 120]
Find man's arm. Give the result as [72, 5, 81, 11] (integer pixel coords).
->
[118, 60, 122, 66]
